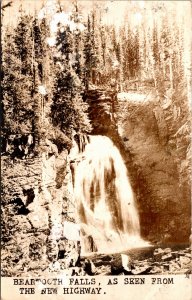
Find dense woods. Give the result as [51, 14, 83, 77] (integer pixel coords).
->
[2, 1, 191, 158]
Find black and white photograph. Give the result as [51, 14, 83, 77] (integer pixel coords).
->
[1, 0, 191, 299]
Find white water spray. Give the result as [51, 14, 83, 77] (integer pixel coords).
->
[72, 135, 148, 253]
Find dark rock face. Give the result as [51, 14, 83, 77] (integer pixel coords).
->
[115, 98, 190, 245]
[84, 89, 191, 246]
[23, 187, 35, 206]
[84, 88, 133, 163]
[84, 88, 118, 140]
[2, 141, 80, 276]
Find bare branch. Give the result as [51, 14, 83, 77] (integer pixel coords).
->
[2, 1, 13, 11]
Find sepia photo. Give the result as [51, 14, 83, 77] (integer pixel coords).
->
[1, 0, 191, 298]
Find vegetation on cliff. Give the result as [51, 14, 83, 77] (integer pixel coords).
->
[1, 0, 191, 276]
[2, 1, 191, 152]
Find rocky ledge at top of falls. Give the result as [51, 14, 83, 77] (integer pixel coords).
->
[84, 88, 118, 137]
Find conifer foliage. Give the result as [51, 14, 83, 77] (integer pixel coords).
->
[2, 1, 190, 157]
[51, 20, 91, 143]
[3, 15, 34, 135]
[2, 4, 92, 155]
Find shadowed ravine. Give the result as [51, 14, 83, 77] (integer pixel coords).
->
[71, 135, 149, 254]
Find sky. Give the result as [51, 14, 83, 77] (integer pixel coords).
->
[2, 0, 138, 29]
[2, 0, 191, 37]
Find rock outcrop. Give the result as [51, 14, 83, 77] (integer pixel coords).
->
[80, 246, 191, 275]
[2, 88, 190, 276]
[2, 138, 80, 276]
[84, 88, 191, 246]
[115, 93, 191, 245]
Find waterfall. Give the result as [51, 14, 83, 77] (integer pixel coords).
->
[71, 135, 147, 254]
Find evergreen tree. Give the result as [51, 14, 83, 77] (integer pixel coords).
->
[31, 16, 53, 146]
[51, 22, 91, 145]
[83, 15, 94, 89]
[2, 15, 34, 136]
[71, 2, 84, 79]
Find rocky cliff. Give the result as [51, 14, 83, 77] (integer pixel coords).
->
[2, 139, 80, 276]
[84, 88, 191, 246]
[2, 88, 191, 276]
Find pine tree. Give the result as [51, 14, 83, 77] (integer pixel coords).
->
[51, 22, 91, 146]
[71, 2, 84, 79]
[2, 15, 34, 136]
[83, 15, 93, 89]
[31, 16, 53, 147]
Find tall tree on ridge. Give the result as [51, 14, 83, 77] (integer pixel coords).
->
[51, 21, 91, 143]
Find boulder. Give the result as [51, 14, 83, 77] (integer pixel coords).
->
[153, 248, 164, 261]
[57, 239, 80, 268]
[121, 254, 133, 274]
[161, 253, 173, 261]
[83, 259, 96, 275]
[111, 254, 124, 275]
[150, 266, 164, 274]
[179, 256, 191, 267]
[164, 248, 172, 254]
[132, 265, 152, 275]
[71, 267, 86, 276]
[169, 261, 181, 272]
[111, 254, 134, 275]
[171, 251, 179, 259]
[163, 264, 170, 271]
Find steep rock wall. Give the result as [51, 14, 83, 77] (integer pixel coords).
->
[85, 89, 191, 246]
[2, 139, 80, 276]
[115, 95, 190, 245]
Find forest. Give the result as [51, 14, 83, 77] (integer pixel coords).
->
[2, 0, 191, 155]
[1, 0, 191, 278]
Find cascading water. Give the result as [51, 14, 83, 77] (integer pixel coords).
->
[71, 135, 148, 254]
